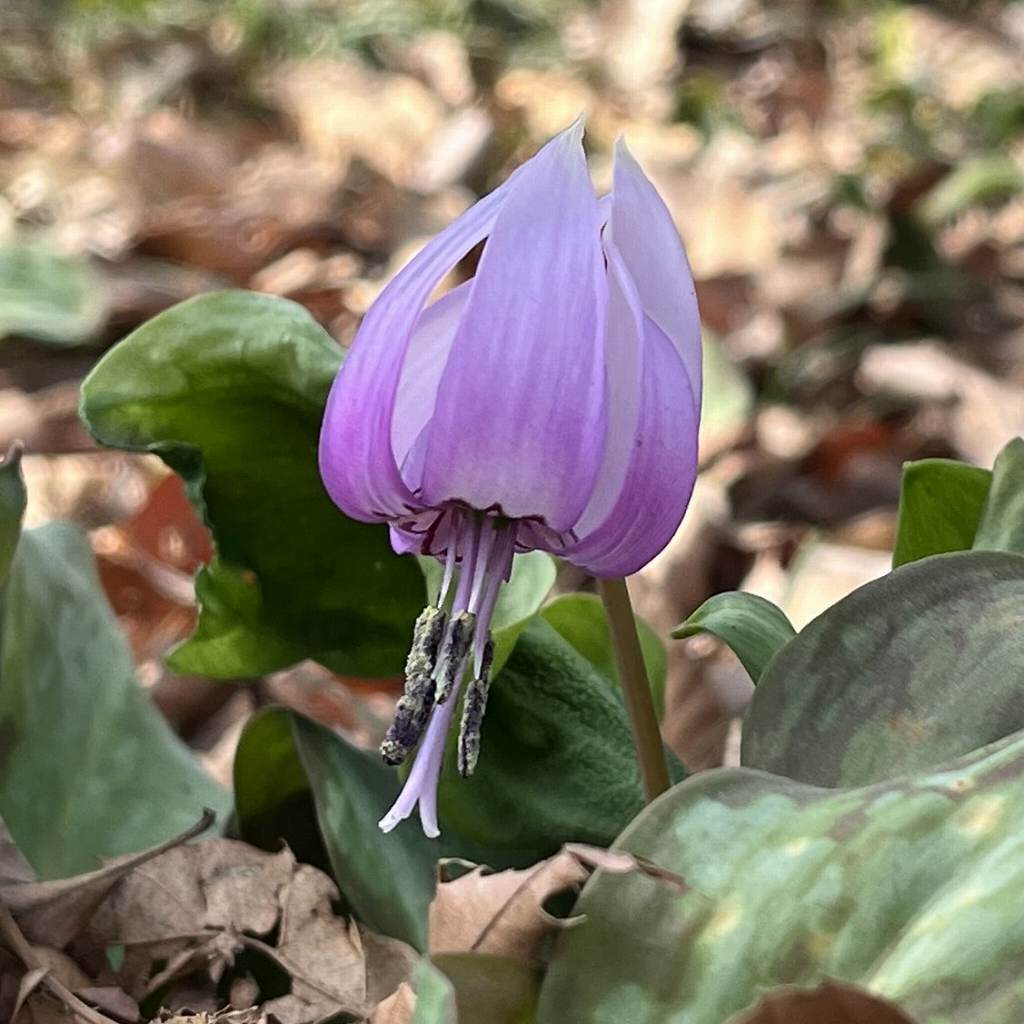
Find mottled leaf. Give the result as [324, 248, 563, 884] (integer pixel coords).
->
[672, 592, 794, 684]
[542, 593, 667, 717]
[0, 523, 229, 877]
[973, 437, 1024, 555]
[539, 729, 1024, 1024]
[892, 458, 991, 568]
[80, 290, 424, 678]
[742, 551, 1024, 786]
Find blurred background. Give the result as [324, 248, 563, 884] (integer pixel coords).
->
[2, 0, 1023, 774]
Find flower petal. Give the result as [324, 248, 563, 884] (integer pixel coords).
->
[567, 243, 643, 539]
[318, 183, 508, 522]
[419, 119, 608, 531]
[391, 280, 472, 487]
[563, 309, 699, 578]
[610, 138, 702, 410]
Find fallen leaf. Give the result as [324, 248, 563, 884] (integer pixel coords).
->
[260, 865, 366, 1022]
[729, 980, 919, 1023]
[360, 926, 418, 1008]
[3, 811, 213, 950]
[428, 845, 682, 960]
[369, 982, 416, 1024]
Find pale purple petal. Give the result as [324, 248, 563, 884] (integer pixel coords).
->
[563, 310, 699, 577]
[567, 244, 643, 539]
[391, 281, 472, 488]
[610, 138, 702, 410]
[318, 181, 508, 522]
[419, 119, 608, 532]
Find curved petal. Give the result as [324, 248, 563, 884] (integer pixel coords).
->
[610, 138, 702, 410]
[391, 280, 472, 487]
[567, 243, 643, 539]
[562, 311, 699, 578]
[318, 179, 509, 522]
[419, 119, 608, 532]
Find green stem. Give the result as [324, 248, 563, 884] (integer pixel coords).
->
[598, 577, 670, 803]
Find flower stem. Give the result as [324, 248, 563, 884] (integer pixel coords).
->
[598, 577, 670, 803]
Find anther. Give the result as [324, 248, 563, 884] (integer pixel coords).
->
[434, 611, 476, 705]
[380, 606, 446, 766]
[457, 638, 494, 777]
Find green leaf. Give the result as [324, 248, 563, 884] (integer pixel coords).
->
[892, 457, 992, 567]
[287, 619, 648, 949]
[290, 711, 448, 950]
[0, 443, 26, 582]
[0, 239, 107, 345]
[672, 592, 795, 685]
[432, 953, 540, 1024]
[411, 959, 458, 1024]
[538, 729, 1024, 1024]
[80, 290, 424, 678]
[918, 155, 1024, 225]
[742, 551, 1024, 787]
[0, 523, 230, 878]
[265, 710, 545, 952]
[232, 706, 328, 872]
[420, 550, 556, 678]
[541, 593, 666, 718]
[439, 617, 645, 851]
[973, 437, 1024, 555]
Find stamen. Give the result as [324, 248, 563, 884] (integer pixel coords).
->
[433, 611, 476, 704]
[457, 638, 494, 777]
[377, 513, 518, 836]
[380, 605, 447, 765]
[468, 517, 497, 611]
[438, 540, 457, 607]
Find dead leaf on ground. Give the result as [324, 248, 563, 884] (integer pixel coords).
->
[729, 979, 919, 1023]
[3, 813, 414, 1024]
[368, 982, 416, 1024]
[3, 810, 214, 950]
[428, 844, 683, 961]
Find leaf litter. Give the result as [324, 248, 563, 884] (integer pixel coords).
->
[0, 813, 417, 1024]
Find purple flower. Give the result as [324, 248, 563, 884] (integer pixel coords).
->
[319, 119, 701, 837]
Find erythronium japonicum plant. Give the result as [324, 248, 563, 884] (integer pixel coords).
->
[318, 118, 702, 837]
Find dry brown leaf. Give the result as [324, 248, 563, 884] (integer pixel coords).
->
[729, 980, 919, 1023]
[89, 841, 293, 947]
[259, 865, 366, 1023]
[369, 982, 416, 1024]
[11, 967, 48, 1020]
[154, 1011, 268, 1024]
[858, 342, 1024, 467]
[360, 926, 418, 1008]
[4, 810, 214, 950]
[428, 845, 682, 960]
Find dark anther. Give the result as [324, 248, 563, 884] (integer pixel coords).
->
[379, 606, 446, 766]
[434, 611, 476, 705]
[457, 637, 494, 777]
